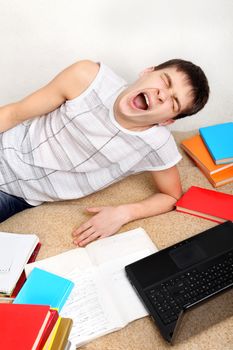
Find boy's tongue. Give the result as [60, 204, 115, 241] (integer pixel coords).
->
[133, 93, 147, 110]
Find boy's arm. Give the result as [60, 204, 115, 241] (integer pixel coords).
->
[0, 60, 99, 132]
[72, 165, 182, 246]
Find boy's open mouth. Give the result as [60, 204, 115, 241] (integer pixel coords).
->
[132, 92, 150, 110]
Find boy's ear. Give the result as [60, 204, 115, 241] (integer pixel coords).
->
[159, 119, 175, 126]
[139, 66, 155, 77]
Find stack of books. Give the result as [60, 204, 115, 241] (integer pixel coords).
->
[0, 236, 74, 350]
[0, 303, 73, 350]
[12, 267, 74, 349]
[181, 122, 233, 187]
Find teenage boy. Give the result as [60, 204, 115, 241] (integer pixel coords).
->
[0, 59, 209, 246]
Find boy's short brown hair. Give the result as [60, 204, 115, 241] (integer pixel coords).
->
[154, 59, 210, 119]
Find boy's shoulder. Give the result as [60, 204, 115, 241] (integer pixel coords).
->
[61, 60, 100, 101]
[71, 59, 100, 83]
[64, 60, 126, 103]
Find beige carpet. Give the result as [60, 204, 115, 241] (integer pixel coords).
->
[1, 131, 232, 350]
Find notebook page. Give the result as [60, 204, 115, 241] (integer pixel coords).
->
[0, 233, 39, 294]
[86, 227, 156, 266]
[25, 247, 92, 277]
[98, 248, 157, 325]
[0, 237, 16, 272]
[60, 267, 122, 347]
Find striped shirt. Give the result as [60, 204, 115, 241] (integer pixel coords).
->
[0, 63, 182, 205]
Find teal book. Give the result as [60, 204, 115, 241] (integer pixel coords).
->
[13, 267, 74, 311]
[199, 122, 233, 164]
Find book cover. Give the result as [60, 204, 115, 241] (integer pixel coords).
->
[37, 308, 59, 350]
[50, 318, 73, 350]
[0, 303, 51, 350]
[42, 316, 61, 350]
[196, 162, 233, 188]
[199, 122, 233, 164]
[0, 232, 39, 295]
[181, 134, 233, 175]
[13, 267, 74, 311]
[11, 242, 42, 298]
[176, 186, 233, 223]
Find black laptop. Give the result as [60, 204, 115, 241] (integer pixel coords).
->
[125, 221, 233, 344]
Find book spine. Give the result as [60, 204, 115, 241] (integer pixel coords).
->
[176, 209, 223, 224]
[57, 282, 74, 311]
[11, 242, 42, 298]
[36, 309, 59, 350]
[199, 129, 217, 163]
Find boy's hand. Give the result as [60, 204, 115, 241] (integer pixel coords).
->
[72, 206, 130, 247]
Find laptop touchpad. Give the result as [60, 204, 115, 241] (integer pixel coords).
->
[169, 242, 207, 269]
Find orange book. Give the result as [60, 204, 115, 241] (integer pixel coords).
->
[181, 134, 233, 175]
[196, 163, 233, 188]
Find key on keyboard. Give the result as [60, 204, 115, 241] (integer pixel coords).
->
[146, 251, 233, 325]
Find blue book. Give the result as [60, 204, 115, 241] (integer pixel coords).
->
[13, 267, 74, 311]
[199, 122, 233, 164]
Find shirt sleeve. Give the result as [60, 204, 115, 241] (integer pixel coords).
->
[132, 133, 182, 172]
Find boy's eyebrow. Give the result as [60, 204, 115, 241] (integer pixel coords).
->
[163, 72, 172, 88]
[163, 72, 181, 113]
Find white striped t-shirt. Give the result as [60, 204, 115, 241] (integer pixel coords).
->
[0, 63, 182, 205]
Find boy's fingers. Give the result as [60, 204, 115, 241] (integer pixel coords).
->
[73, 226, 95, 243]
[74, 231, 100, 247]
[72, 221, 92, 237]
[86, 207, 102, 213]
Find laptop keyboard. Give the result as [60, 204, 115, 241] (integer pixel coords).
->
[146, 250, 233, 325]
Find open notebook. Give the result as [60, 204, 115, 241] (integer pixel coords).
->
[26, 227, 158, 347]
[0, 232, 39, 295]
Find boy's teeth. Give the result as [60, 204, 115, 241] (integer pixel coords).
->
[143, 93, 149, 107]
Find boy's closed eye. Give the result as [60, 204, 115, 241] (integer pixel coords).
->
[161, 72, 181, 113]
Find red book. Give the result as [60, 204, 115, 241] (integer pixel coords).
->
[11, 242, 41, 298]
[0, 304, 51, 350]
[37, 308, 59, 349]
[176, 186, 233, 223]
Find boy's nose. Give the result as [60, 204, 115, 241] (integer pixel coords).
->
[156, 88, 171, 103]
